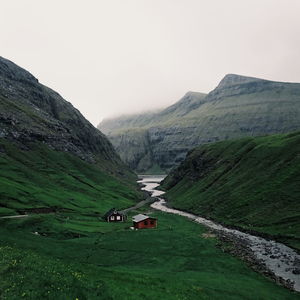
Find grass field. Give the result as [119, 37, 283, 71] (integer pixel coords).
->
[0, 209, 299, 299]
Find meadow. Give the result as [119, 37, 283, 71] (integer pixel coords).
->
[0, 209, 298, 299]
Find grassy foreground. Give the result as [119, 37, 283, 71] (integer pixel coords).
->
[0, 210, 298, 299]
[162, 132, 300, 250]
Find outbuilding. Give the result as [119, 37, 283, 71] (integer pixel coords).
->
[132, 214, 157, 229]
[104, 208, 125, 222]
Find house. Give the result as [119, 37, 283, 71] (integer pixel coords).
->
[132, 214, 157, 229]
[104, 208, 125, 222]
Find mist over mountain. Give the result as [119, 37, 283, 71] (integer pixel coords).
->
[99, 74, 300, 173]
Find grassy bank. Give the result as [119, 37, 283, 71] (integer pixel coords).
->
[162, 132, 300, 250]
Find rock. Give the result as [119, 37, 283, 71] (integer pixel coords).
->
[0, 56, 126, 168]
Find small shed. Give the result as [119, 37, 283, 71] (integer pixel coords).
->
[104, 208, 125, 222]
[132, 214, 157, 229]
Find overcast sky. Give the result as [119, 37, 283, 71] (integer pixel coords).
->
[1, 0, 300, 126]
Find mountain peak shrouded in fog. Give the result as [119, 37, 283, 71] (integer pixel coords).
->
[216, 74, 266, 89]
[99, 75, 300, 173]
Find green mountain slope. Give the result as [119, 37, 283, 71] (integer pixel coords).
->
[0, 141, 138, 218]
[99, 75, 300, 173]
[0, 56, 139, 216]
[162, 132, 300, 249]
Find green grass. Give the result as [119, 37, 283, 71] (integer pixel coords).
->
[0, 211, 298, 299]
[0, 140, 140, 217]
[163, 132, 300, 250]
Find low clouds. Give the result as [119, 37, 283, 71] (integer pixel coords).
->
[1, 0, 300, 125]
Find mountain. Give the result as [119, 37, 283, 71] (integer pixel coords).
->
[99, 74, 300, 173]
[0, 57, 139, 216]
[161, 132, 300, 250]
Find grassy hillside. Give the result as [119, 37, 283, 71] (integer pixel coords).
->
[162, 132, 300, 250]
[99, 75, 300, 173]
[1, 210, 298, 299]
[0, 140, 140, 218]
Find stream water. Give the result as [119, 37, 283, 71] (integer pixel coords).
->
[138, 175, 300, 292]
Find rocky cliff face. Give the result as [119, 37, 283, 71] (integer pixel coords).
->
[99, 74, 300, 173]
[0, 57, 123, 167]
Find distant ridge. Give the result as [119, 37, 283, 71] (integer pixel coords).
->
[99, 74, 300, 173]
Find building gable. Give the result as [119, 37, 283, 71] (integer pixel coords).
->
[104, 208, 125, 222]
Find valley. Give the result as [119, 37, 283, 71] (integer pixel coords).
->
[2, 1, 300, 299]
[0, 57, 299, 299]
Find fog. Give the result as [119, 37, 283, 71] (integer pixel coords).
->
[1, 0, 300, 125]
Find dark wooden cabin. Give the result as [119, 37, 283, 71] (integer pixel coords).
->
[132, 214, 157, 229]
[104, 208, 125, 222]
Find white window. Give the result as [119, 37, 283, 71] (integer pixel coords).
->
[116, 216, 121, 220]
[111, 216, 115, 221]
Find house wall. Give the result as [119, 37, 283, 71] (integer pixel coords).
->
[134, 218, 157, 229]
[108, 213, 124, 222]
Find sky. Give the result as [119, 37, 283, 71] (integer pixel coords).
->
[1, 0, 300, 126]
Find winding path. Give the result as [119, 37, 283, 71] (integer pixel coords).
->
[0, 215, 29, 219]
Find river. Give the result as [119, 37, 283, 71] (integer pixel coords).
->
[138, 175, 300, 292]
